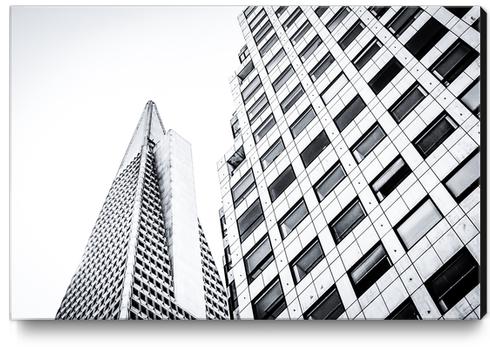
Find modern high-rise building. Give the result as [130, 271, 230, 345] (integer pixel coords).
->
[56, 101, 229, 320]
[218, 6, 485, 320]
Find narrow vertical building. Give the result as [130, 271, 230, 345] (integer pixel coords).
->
[218, 6, 485, 320]
[57, 101, 229, 320]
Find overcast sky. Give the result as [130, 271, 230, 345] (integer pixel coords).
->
[11, 6, 244, 319]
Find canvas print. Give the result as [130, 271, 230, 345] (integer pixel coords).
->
[10, 5, 486, 320]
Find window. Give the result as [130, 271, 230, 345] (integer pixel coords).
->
[369, 6, 389, 19]
[459, 79, 480, 117]
[253, 114, 276, 143]
[290, 21, 312, 45]
[315, 6, 328, 18]
[260, 138, 285, 170]
[314, 161, 346, 202]
[280, 84, 305, 113]
[266, 48, 286, 73]
[231, 117, 241, 138]
[352, 38, 382, 70]
[370, 155, 412, 201]
[445, 6, 471, 18]
[227, 146, 245, 175]
[413, 112, 457, 158]
[426, 247, 479, 314]
[290, 238, 324, 283]
[259, 34, 279, 57]
[231, 169, 256, 207]
[389, 82, 427, 123]
[430, 39, 479, 86]
[348, 242, 392, 296]
[237, 60, 254, 83]
[443, 150, 480, 202]
[329, 198, 366, 244]
[228, 281, 238, 319]
[309, 53, 335, 81]
[254, 21, 272, 45]
[394, 197, 442, 250]
[276, 6, 287, 17]
[386, 7, 422, 37]
[272, 65, 295, 92]
[278, 199, 309, 238]
[368, 57, 403, 94]
[351, 123, 386, 163]
[244, 235, 274, 282]
[239, 45, 249, 63]
[241, 75, 262, 103]
[334, 94, 366, 132]
[339, 20, 366, 50]
[237, 199, 265, 242]
[472, 17, 480, 32]
[326, 7, 350, 32]
[299, 35, 322, 62]
[252, 278, 286, 319]
[268, 165, 296, 202]
[321, 73, 349, 105]
[300, 130, 331, 168]
[386, 298, 421, 320]
[405, 18, 448, 60]
[249, 9, 266, 33]
[290, 105, 317, 138]
[247, 93, 269, 123]
[283, 7, 302, 31]
[304, 285, 344, 320]
[244, 6, 256, 19]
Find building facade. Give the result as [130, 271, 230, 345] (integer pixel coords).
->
[57, 101, 229, 320]
[218, 6, 485, 320]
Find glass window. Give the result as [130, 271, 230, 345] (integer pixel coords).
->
[272, 65, 295, 92]
[283, 7, 302, 30]
[405, 17, 448, 60]
[314, 161, 346, 201]
[231, 117, 241, 138]
[395, 197, 442, 250]
[300, 130, 331, 168]
[368, 57, 403, 94]
[321, 73, 349, 105]
[291, 238, 324, 283]
[237, 60, 254, 82]
[259, 34, 279, 57]
[304, 285, 344, 320]
[291, 20, 312, 45]
[326, 7, 350, 32]
[386, 7, 422, 37]
[459, 79, 480, 117]
[371, 155, 412, 201]
[309, 53, 335, 81]
[443, 150, 480, 202]
[339, 20, 365, 50]
[299, 35, 322, 62]
[252, 278, 286, 319]
[329, 198, 366, 244]
[315, 6, 329, 18]
[244, 6, 256, 19]
[349, 242, 392, 296]
[254, 20, 272, 45]
[260, 138, 285, 170]
[413, 112, 457, 158]
[430, 39, 479, 86]
[231, 169, 256, 207]
[278, 199, 309, 238]
[237, 199, 265, 242]
[227, 146, 245, 175]
[334, 94, 366, 132]
[369, 6, 389, 19]
[472, 17, 480, 32]
[351, 123, 386, 163]
[244, 235, 274, 282]
[276, 6, 287, 17]
[445, 6, 471, 18]
[425, 247, 479, 314]
[389, 82, 427, 123]
[352, 38, 382, 70]
[290, 105, 317, 139]
[386, 298, 421, 320]
[242, 75, 262, 103]
[268, 165, 296, 202]
[280, 84, 305, 113]
[247, 93, 269, 123]
[249, 9, 267, 33]
[266, 48, 286, 73]
[253, 114, 276, 143]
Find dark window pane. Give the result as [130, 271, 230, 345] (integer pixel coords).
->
[290, 105, 317, 138]
[329, 198, 366, 244]
[260, 138, 285, 170]
[249, 9, 267, 33]
[227, 146, 245, 175]
[300, 131, 331, 167]
[445, 6, 471, 18]
[351, 123, 386, 163]
[260, 34, 279, 57]
[315, 6, 329, 18]
[244, 6, 256, 19]
[242, 75, 262, 103]
[254, 21, 272, 45]
[253, 114, 276, 143]
[334, 94, 366, 132]
[231, 169, 256, 206]
[459, 79, 480, 117]
[386, 298, 421, 320]
[371, 155, 412, 201]
[237, 199, 265, 242]
[266, 48, 286, 73]
[291, 21, 312, 45]
[247, 93, 269, 123]
[237, 60, 254, 82]
[245, 235, 274, 282]
[283, 7, 302, 30]
[425, 247, 479, 314]
[268, 165, 296, 202]
[310, 53, 335, 81]
[443, 150, 480, 202]
[413, 112, 457, 158]
[326, 7, 350, 32]
[304, 285, 344, 320]
[368, 57, 403, 94]
[387, 7, 421, 37]
[273, 65, 295, 92]
[353, 38, 382, 70]
[389, 82, 427, 123]
[278, 199, 309, 238]
[276, 6, 287, 17]
[280, 84, 305, 113]
[339, 20, 365, 50]
[472, 17, 480, 32]
[252, 278, 287, 319]
[291, 238, 324, 283]
[299, 35, 322, 62]
[314, 161, 346, 201]
[369, 6, 389, 19]
[405, 18, 448, 60]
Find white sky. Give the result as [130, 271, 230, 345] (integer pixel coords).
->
[10, 6, 244, 319]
